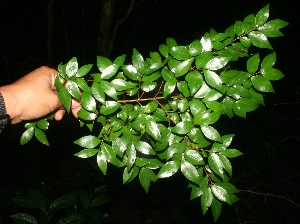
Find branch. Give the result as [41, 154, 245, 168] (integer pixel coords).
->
[240, 189, 300, 209]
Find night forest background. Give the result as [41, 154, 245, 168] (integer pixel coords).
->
[0, 0, 299, 223]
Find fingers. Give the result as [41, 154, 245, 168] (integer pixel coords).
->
[54, 109, 66, 121]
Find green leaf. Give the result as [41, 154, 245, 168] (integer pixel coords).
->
[141, 82, 157, 92]
[255, 4, 269, 26]
[219, 154, 232, 176]
[134, 141, 156, 155]
[35, 128, 49, 146]
[201, 125, 222, 142]
[77, 108, 97, 121]
[247, 53, 260, 73]
[132, 48, 144, 72]
[201, 187, 213, 215]
[185, 70, 203, 96]
[113, 54, 126, 67]
[101, 64, 118, 79]
[20, 127, 34, 145]
[163, 80, 176, 98]
[236, 98, 258, 112]
[175, 58, 194, 77]
[260, 52, 276, 75]
[66, 57, 78, 78]
[177, 81, 190, 97]
[112, 78, 136, 91]
[146, 117, 161, 141]
[219, 149, 243, 158]
[166, 38, 177, 48]
[122, 64, 140, 81]
[171, 121, 193, 135]
[263, 68, 284, 81]
[126, 143, 136, 170]
[144, 101, 158, 113]
[58, 87, 71, 113]
[74, 135, 101, 148]
[170, 46, 190, 60]
[81, 92, 96, 112]
[166, 141, 186, 160]
[100, 101, 121, 115]
[211, 183, 231, 204]
[101, 80, 118, 100]
[67, 80, 81, 100]
[248, 31, 273, 49]
[97, 151, 107, 175]
[76, 64, 93, 77]
[200, 32, 212, 52]
[181, 160, 200, 184]
[252, 75, 274, 92]
[75, 78, 91, 93]
[74, 148, 98, 158]
[204, 70, 224, 93]
[208, 153, 224, 178]
[258, 19, 289, 37]
[234, 20, 245, 36]
[159, 44, 169, 57]
[211, 198, 222, 222]
[50, 193, 77, 210]
[157, 160, 180, 178]
[196, 52, 213, 69]
[97, 56, 112, 72]
[91, 82, 105, 103]
[139, 167, 157, 193]
[11, 213, 38, 224]
[189, 39, 202, 56]
[205, 57, 230, 71]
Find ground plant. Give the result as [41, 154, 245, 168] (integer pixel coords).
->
[17, 4, 288, 222]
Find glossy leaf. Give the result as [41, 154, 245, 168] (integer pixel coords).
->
[175, 58, 194, 77]
[181, 160, 200, 184]
[255, 4, 269, 26]
[201, 187, 213, 215]
[101, 80, 118, 100]
[134, 141, 156, 155]
[11, 213, 38, 224]
[164, 80, 176, 98]
[260, 52, 276, 74]
[100, 101, 121, 115]
[101, 64, 118, 79]
[211, 198, 222, 222]
[77, 108, 97, 121]
[252, 75, 274, 92]
[157, 160, 180, 178]
[211, 183, 231, 204]
[170, 46, 190, 60]
[219, 149, 243, 158]
[171, 121, 193, 135]
[201, 125, 222, 142]
[35, 128, 49, 146]
[91, 82, 105, 103]
[67, 80, 81, 100]
[74, 148, 98, 158]
[248, 31, 273, 49]
[76, 64, 93, 77]
[66, 57, 78, 78]
[263, 68, 284, 81]
[184, 150, 204, 166]
[247, 53, 260, 73]
[97, 56, 112, 72]
[81, 92, 96, 112]
[74, 135, 100, 148]
[189, 39, 202, 56]
[58, 87, 71, 113]
[204, 70, 224, 93]
[139, 167, 156, 193]
[205, 57, 230, 71]
[97, 151, 107, 175]
[185, 70, 203, 96]
[132, 48, 144, 72]
[20, 127, 34, 145]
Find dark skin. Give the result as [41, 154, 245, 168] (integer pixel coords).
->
[0, 66, 81, 124]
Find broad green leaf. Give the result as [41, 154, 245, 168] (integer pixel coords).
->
[76, 64, 93, 77]
[234, 20, 244, 36]
[134, 141, 156, 155]
[248, 31, 273, 49]
[100, 101, 121, 115]
[204, 70, 224, 93]
[74, 148, 98, 158]
[201, 187, 213, 215]
[185, 70, 203, 96]
[35, 128, 49, 146]
[150, 52, 162, 63]
[132, 48, 144, 72]
[161, 67, 175, 82]
[77, 108, 97, 121]
[247, 53, 260, 73]
[175, 58, 194, 77]
[11, 213, 38, 224]
[97, 56, 112, 72]
[97, 151, 107, 175]
[201, 125, 222, 142]
[189, 185, 203, 200]
[205, 57, 230, 71]
[195, 52, 213, 69]
[211, 198, 222, 222]
[177, 98, 189, 112]
[200, 32, 212, 52]
[139, 167, 157, 193]
[142, 72, 161, 83]
[66, 57, 78, 78]
[141, 82, 157, 92]
[144, 101, 158, 113]
[219, 149, 243, 158]
[252, 75, 274, 92]
[101, 64, 118, 79]
[170, 46, 190, 60]
[113, 54, 126, 67]
[260, 52, 276, 74]
[188, 128, 211, 148]
[146, 118, 161, 141]
[189, 39, 202, 56]
[166, 38, 177, 48]
[126, 143, 136, 170]
[157, 160, 180, 178]
[49, 194, 77, 210]
[20, 127, 34, 145]
[159, 44, 169, 57]
[91, 82, 105, 103]
[177, 81, 190, 97]
[166, 142, 186, 160]
[236, 98, 258, 112]
[255, 4, 269, 26]
[102, 142, 118, 166]
[208, 153, 224, 178]
[258, 19, 289, 37]
[123, 64, 140, 81]
[189, 99, 206, 116]
[67, 80, 81, 100]
[181, 160, 200, 184]
[163, 80, 176, 98]
[171, 121, 193, 135]
[211, 183, 231, 204]
[101, 80, 118, 100]
[222, 97, 234, 118]
[217, 182, 239, 194]
[219, 154, 232, 176]
[184, 150, 204, 166]
[75, 78, 90, 93]
[81, 92, 96, 112]
[263, 68, 284, 81]
[112, 79, 136, 91]
[58, 87, 71, 113]
[74, 135, 100, 148]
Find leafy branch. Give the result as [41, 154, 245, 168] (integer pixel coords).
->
[20, 4, 288, 222]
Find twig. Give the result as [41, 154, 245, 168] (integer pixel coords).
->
[240, 189, 300, 209]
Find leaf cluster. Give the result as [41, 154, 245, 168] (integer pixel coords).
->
[20, 4, 288, 221]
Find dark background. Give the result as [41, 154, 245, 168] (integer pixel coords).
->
[0, 0, 299, 223]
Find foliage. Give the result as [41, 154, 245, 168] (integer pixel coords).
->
[20, 4, 288, 221]
[11, 186, 109, 224]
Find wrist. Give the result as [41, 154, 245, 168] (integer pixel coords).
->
[0, 90, 11, 132]
[0, 85, 18, 124]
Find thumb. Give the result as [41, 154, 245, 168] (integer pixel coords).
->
[54, 109, 66, 121]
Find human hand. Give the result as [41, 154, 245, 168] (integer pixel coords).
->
[0, 66, 81, 124]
